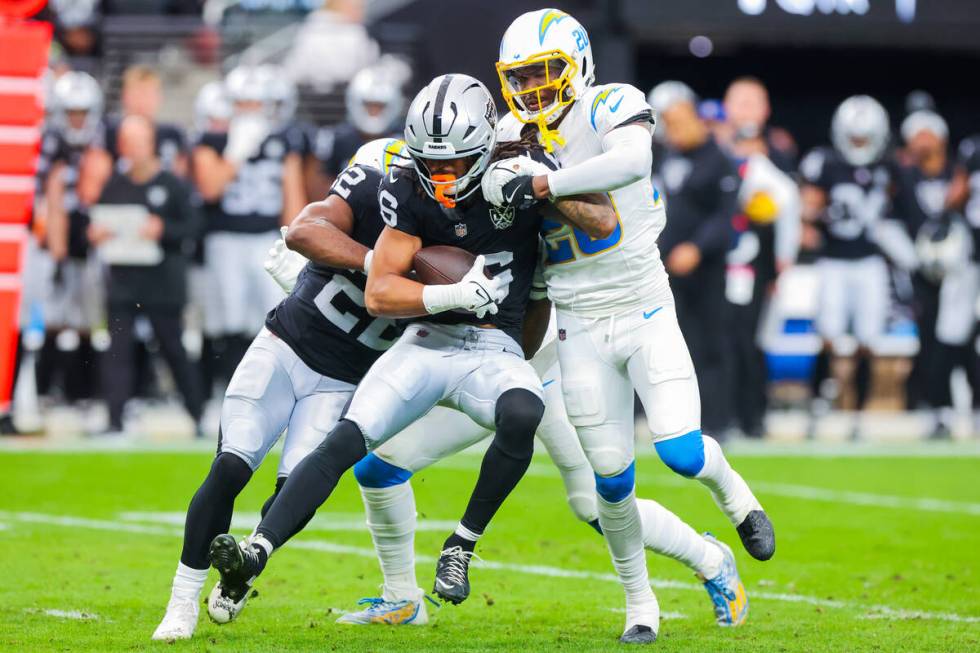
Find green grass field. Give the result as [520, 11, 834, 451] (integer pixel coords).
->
[1, 445, 978, 652]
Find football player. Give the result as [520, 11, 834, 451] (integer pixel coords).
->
[799, 95, 894, 434]
[202, 74, 639, 629]
[193, 64, 306, 383]
[38, 71, 111, 407]
[312, 64, 405, 193]
[482, 9, 772, 643]
[152, 137, 402, 642]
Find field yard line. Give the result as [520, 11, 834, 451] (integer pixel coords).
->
[2, 510, 979, 624]
[116, 511, 458, 533]
[435, 459, 980, 516]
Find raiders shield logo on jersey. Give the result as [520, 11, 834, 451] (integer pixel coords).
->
[454, 222, 468, 237]
[147, 185, 168, 207]
[489, 204, 515, 230]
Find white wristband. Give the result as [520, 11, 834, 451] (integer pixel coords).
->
[422, 284, 462, 314]
[363, 249, 374, 274]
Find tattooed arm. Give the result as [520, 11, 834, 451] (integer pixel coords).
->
[545, 192, 617, 239]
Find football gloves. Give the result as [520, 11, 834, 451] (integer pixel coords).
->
[481, 155, 550, 210]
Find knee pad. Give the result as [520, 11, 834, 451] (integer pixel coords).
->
[654, 430, 705, 478]
[594, 460, 635, 503]
[493, 389, 545, 458]
[567, 491, 598, 523]
[353, 453, 413, 489]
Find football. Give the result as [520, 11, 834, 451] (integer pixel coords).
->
[413, 245, 492, 285]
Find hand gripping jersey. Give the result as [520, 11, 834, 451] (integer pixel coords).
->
[498, 83, 671, 316]
[379, 163, 547, 346]
[265, 163, 401, 384]
[799, 145, 894, 260]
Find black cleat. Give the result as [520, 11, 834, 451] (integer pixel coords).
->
[208, 534, 259, 603]
[619, 625, 657, 644]
[432, 546, 476, 604]
[736, 510, 775, 561]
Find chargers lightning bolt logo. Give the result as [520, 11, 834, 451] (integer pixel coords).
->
[590, 87, 624, 130]
[538, 9, 568, 44]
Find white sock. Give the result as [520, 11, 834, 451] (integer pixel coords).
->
[454, 522, 482, 543]
[695, 435, 763, 526]
[360, 483, 420, 602]
[635, 498, 723, 579]
[597, 490, 659, 627]
[171, 562, 208, 602]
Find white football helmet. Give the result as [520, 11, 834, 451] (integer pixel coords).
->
[346, 66, 405, 137]
[51, 71, 103, 147]
[496, 8, 595, 150]
[403, 74, 497, 207]
[831, 95, 890, 167]
[900, 110, 948, 144]
[350, 137, 410, 174]
[259, 64, 298, 127]
[194, 81, 233, 134]
[224, 65, 275, 115]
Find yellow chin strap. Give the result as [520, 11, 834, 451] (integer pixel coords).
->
[496, 50, 577, 152]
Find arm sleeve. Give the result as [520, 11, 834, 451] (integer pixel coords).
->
[690, 156, 738, 257]
[546, 125, 653, 196]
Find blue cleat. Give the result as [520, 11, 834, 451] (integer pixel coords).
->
[699, 534, 749, 627]
[335, 594, 438, 626]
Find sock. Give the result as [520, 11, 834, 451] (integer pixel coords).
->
[443, 522, 482, 554]
[635, 498, 722, 579]
[855, 354, 872, 409]
[597, 490, 659, 621]
[360, 483, 420, 602]
[171, 562, 208, 602]
[694, 435, 762, 527]
[179, 452, 252, 569]
[255, 419, 367, 551]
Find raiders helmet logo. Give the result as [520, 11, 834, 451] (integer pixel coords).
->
[485, 99, 496, 127]
[147, 185, 168, 207]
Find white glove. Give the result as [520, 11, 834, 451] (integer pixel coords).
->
[224, 113, 270, 165]
[421, 255, 503, 319]
[264, 226, 308, 294]
[481, 155, 551, 207]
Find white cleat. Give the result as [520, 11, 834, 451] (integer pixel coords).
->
[620, 600, 659, 644]
[336, 591, 436, 626]
[206, 581, 250, 624]
[151, 596, 199, 641]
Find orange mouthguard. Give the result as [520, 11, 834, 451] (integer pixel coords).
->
[432, 173, 457, 208]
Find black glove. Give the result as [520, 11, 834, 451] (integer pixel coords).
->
[500, 174, 537, 211]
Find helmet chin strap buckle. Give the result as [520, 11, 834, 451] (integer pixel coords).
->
[432, 174, 458, 208]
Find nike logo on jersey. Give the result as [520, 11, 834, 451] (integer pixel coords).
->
[542, 379, 554, 388]
[643, 307, 662, 319]
[609, 96, 624, 113]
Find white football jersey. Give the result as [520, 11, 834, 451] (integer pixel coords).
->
[498, 83, 671, 316]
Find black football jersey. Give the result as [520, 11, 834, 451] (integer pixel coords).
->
[799, 146, 894, 259]
[40, 129, 91, 259]
[892, 161, 954, 238]
[265, 164, 401, 383]
[957, 136, 980, 256]
[198, 129, 300, 234]
[380, 166, 546, 346]
[315, 122, 397, 179]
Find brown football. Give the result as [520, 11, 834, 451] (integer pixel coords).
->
[413, 245, 491, 285]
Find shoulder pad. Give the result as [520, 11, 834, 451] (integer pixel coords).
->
[585, 83, 652, 135]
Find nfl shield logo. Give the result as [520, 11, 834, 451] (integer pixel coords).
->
[454, 222, 468, 238]
[558, 329, 566, 341]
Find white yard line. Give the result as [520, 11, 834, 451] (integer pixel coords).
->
[117, 511, 458, 533]
[2, 510, 977, 624]
[25, 608, 102, 621]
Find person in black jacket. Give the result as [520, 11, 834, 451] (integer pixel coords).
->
[88, 115, 203, 436]
[650, 81, 740, 435]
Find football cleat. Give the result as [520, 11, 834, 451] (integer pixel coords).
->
[736, 510, 775, 561]
[699, 534, 749, 627]
[206, 534, 259, 624]
[151, 596, 199, 641]
[619, 625, 657, 645]
[336, 594, 438, 626]
[432, 546, 478, 604]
